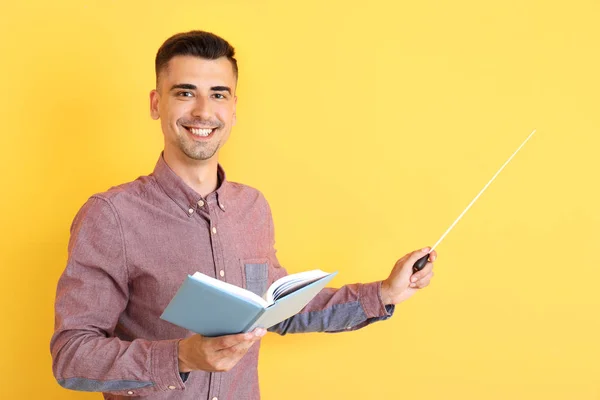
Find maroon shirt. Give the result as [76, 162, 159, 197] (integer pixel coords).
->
[51, 155, 393, 399]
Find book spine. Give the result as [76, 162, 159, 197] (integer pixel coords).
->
[242, 308, 267, 332]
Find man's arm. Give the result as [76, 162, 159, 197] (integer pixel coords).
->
[50, 197, 185, 396]
[261, 199, 435, 335]
[267, 249, 435, 335]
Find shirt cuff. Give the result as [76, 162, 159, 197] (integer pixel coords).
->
[150, 339, 187, 392]
[359, 281, 394, 319]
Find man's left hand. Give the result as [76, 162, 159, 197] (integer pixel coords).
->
[381, 247, 437, 305]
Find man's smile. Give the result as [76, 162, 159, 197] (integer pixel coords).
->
[182, 125, 216, 138]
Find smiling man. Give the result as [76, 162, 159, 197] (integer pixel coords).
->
[50, 31, 436, 400]
[151, 54, 237, 184]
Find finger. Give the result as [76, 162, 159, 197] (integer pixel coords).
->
[404, 247, 431, 271]
[429, 250, 438, 262]
[220, 336, 260, 357]
[210, 331, 255, 350]
[248, 328, 267, 339]
[410, 261, 433, 283]
[416, 271, 433, 288]
[219, 328, 267, 350]
[411, 269, 434, 288]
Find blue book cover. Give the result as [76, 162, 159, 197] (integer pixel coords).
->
[160, 270, 337, 337]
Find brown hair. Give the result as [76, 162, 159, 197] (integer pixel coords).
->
[155, 30, 238, 85]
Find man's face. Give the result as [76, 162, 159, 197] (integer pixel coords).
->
[150, 55, 237, 162]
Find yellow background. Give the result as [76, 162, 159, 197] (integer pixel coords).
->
[1, 0, 599, 399]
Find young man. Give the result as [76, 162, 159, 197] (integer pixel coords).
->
[50, 31, 436, 400]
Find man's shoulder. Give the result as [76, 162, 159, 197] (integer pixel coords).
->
[226, 180, 261, 196]
[89, 174, 158, 205]
[225, 180, 270, 207]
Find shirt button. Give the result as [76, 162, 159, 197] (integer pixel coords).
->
[212, 397, 218, 400]
[219, 270, 225, 277]
[188, 208, 194, 214]
[219, 203, 225, 210]
[197, 200, 205, 207]
[127, 391, 134, 395]
[212, 227, 217, 234]
[168, 385, 176, 390]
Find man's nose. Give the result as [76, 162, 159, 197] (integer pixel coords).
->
[191, 97, 212, 119]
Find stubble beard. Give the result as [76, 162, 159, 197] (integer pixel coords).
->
[177, 134, 221, 161]
[174, 118, 226, 161]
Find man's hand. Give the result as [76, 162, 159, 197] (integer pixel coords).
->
[381, 247, 437, 305]
[178, 328, 267, 373]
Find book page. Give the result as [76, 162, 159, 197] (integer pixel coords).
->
[265, 269, 330, 305]
[191, 272, 269, 308]
[248, 272, 338, 331]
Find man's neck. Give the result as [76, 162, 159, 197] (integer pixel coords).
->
[163, 150, 219, 198]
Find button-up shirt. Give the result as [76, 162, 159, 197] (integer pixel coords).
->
[51, 155, 394, 399]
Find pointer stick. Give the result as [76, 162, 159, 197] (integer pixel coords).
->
[412, 129, 537, 273]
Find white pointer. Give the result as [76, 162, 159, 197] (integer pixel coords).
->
[413, 128, 538, 272]
[431, 128, 537, 252]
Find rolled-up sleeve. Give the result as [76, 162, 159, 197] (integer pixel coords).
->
[50, 196, 186, 396]
[268, 279, 395, 335]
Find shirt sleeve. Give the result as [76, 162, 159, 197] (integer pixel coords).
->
[261, 198, 395, 335]
[50, 196, 186, 396]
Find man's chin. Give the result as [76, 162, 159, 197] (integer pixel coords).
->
[182, 147, 219, 162]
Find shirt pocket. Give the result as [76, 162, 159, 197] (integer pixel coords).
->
[240, 258, 269, 297]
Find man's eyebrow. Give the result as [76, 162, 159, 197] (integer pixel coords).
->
[168, 84, 231, 95]
[211, 86, 232, 94]
[170, 83, 197, 91]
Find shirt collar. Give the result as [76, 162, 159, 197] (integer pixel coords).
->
[152, 153, 228, 216]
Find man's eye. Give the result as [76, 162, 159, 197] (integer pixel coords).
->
[213, 93, 226, 99]
[177, 91, 193, 97]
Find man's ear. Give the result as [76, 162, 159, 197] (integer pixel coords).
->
[150, 89, 160, 120]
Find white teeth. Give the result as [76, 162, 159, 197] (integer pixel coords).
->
[189, 127, 213, 137]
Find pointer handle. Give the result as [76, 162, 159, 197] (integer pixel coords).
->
[413, 254, 430, 273]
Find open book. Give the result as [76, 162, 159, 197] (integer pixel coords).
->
[160, 269, 337, 337]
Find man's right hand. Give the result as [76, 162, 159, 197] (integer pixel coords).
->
[177, 328, 267, 373]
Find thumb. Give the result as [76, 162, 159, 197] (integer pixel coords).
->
[401, 247, 431, 276]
